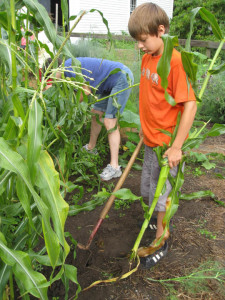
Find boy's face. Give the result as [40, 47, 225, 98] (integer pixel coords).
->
[136, 25, 165, 56]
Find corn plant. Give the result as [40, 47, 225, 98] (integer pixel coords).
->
[0, 0, 114, 298]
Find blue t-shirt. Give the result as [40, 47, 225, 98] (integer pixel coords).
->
[64, 57, 125, 94]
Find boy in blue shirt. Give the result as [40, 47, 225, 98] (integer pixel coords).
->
[46, 57, 134, 181]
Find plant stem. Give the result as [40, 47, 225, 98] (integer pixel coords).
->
[9, 273, 14, 300]
[198, 39, 225, 100]
[90, 83, 140, 104]
[24, 10, 30, 91]
[9, 0, 25, 119]
[131, 160, 170, 258]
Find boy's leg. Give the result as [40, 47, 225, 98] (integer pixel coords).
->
[103, 68, 133, 169]
[87, 109, 104, 150]
[104, 118, 120, 169]
[156, 211, 166, 239]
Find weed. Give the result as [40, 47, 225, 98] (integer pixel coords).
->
[101, 271, 114, 279]
[197, 219, 217, 239]
[198, 228, 217, 239]
[148, 261, 225, 300]
[193, 167, 205, 177]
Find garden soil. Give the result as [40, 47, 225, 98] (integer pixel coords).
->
[49, 134, 225, 300]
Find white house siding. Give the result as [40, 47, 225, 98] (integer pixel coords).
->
[137, 0, 174, 20]
[69, 0, 174, 34]
[69, 0, 130, 34]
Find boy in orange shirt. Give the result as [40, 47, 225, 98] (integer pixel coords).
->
[128, 3, 197, 268]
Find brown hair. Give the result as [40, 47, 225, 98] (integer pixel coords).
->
[43, 57, 63, 74]
[128, 2, 170, 39]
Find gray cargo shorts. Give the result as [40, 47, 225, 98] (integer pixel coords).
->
[141, 145, 184, 212]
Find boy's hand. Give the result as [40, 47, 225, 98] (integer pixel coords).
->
[163, 146, 182, 168]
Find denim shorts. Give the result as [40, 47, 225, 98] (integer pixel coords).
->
[141, 145, 184, 212]
[93, 66, 134, 118]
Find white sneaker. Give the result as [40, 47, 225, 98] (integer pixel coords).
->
[82, 144, 98, 155]
[100, 164, 122, 181]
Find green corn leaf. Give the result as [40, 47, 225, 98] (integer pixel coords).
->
[0, 230, 32, 297]
[119, 110, 141, 129]
[27, 100, 42, 183]
[181, 51, 198, 83]
[180, 190, 216, 201]
[125, 132, 140, 144]
[14, 86, 36, 95]
[0, 12, 8, 30]
[124, 141, 137, 153]
[158, 129, 172, 138]
[202, 161, 216, 170]
[61, 0, 69, 25]
[0, 233, 48, 299]
[204, 123, 225, 137]
[28, 250, 63, 267]
[36, 151, 70, 256]
[0, 138, 61, 268]
[16, 176, 33, 227]
[0, 261, 12, 299]
[199, 7, 223, 41]
[0, 39, 12, 75]
[185, 7, 201, 52]
[208, 62, 225, 75]
[192, 51, 208, 60]
[69, 196, 107, 216]
[3, 116, 22, 140]
[0, 203, 23, 217]
[189, 151, 207, 162]
[0, 98, 14, 126]
[89, 9, 112, 42]
[157, 35, 178, 106]
[182, 137, 204, 151]
[0, 170, 12, 196]
[180, 191, 225, 207]
[163, 158, 185, 228]
[113, 188, 142, 201]
[0, 217, 17, 225]
[64, 264, 81, 299]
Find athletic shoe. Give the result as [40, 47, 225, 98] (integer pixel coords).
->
[82, 144, 98, 155]
[138, 217, 173, 232]
[100, 164, 122, 181]
[140, 241, 168, 269]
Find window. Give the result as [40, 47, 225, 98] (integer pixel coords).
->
[130, 0, 136, 14]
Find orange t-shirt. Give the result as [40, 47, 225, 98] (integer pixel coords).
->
[139, 49, 196, 147]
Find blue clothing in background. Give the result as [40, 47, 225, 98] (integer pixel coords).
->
[64, 58, 126, 95]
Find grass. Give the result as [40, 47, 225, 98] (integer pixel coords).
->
[147, 261, 225, 300]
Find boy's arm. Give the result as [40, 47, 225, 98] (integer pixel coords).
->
[78, 85, 91, 102]
[163, 100, 197, 168]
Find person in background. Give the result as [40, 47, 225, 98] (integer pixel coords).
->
[128, 3, 197, 268]
[45, 57, 134, 181]
[20, 27, 35, 50]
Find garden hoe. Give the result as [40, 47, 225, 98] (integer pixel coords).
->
[77, 137, 143, 250]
